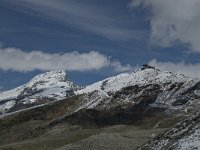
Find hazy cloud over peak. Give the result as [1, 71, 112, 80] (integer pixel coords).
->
[149, 59, 200, 78]
[131, 0, 200, 52]
[0, 48, 132, 72]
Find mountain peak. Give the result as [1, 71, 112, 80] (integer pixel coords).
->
[0, 70, 80, 114]
[26, 70, 69, 88]
[76, 66, 194, 95]
[141, 64, 156, 70]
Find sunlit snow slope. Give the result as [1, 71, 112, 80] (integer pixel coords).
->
[0, 70, 80, 114]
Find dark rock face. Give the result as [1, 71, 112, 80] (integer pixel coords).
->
[51, 84, 168, 127]
[172, 98, 189, 106]
[141, 65, 156, 70]
[62, 106, 166, 128]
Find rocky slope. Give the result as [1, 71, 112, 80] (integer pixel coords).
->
[139, 111, 200, 150]
[0, 70, 80, 115]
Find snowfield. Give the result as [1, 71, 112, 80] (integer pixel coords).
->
[76, 68, 196, 94]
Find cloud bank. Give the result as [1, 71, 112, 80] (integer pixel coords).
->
[149, 59, 200, 78]
[131, 0, 200, 52]
[0, 48, 132, 72]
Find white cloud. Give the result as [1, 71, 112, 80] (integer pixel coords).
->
[149, 59, 200, 78]
[110, 61, 132, 72]
[131, 0, 200, 52]
[0, 48, 132, 72]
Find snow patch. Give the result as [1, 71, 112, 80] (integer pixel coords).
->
[0, 100, 15, 113]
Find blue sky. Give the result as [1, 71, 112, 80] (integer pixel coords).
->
[1, 0, 200, 90]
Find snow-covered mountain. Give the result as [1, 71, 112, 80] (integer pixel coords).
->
[2, 65, 200, 115]
[75, 65, 200, 111]
[0, 70, 80, 114]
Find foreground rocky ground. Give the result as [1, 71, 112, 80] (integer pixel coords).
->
[140, 111, 200, 150]
[0, 124, 164, 150]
